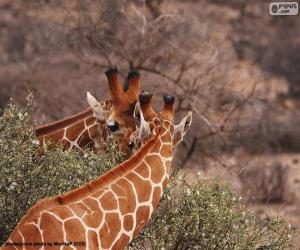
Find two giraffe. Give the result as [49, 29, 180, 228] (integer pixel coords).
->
[2, 90, 192, 250]
[1, 68, 192, 250]
[36, 67, 140, 157]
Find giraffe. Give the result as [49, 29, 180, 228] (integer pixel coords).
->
[104, 66, 141, 157]
[36, 66, 141, 155]
[35, 107, 93, 138]
[37, 94, 112, 152]
[1, 92, 192, 250]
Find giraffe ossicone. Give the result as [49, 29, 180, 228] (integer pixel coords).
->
[129, 92, 193, 153]
[2, 91, 192, 250]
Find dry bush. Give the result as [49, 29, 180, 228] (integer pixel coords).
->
[52, 0, 264, 167]
[240, 161, 286, 203]
[0, 0, 267, 160]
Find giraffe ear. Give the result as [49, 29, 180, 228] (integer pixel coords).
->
[172, 111, 192, 147]
[134, 102, 152, 145]
[87, 92, 105, 121]
[134, 102, 145, 128]
[134, 102, 150, 132]
[87, 92, 98, 107]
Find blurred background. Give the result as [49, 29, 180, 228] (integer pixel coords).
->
[0, 0, 300, 246]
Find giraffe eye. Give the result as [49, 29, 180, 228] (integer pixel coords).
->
[128, 142, 134, 149]
[108, 121, 119, 132]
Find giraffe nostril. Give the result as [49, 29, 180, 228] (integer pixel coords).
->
[108, 122, 119, 132]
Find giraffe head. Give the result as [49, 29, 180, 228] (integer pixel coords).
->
[105, 66, 141, 156]
[129, 91, 192, 154]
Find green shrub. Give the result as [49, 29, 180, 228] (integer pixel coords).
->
[0, 96, 123, 242]
[129, 173, 292, 250]
[0, 99, 292, 249]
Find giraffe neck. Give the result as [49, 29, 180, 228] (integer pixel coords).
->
[3, 124, 173, 250]
[35, 107, 93, 137]
[39, 115, 108, 151]
[36, 100, 112, 151]
[35, 99, 112, 139]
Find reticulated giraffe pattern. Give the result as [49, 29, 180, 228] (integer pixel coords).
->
[37, 97, 112, 152]
[1, 73, 192, 250]
[2, 123, 174, 250]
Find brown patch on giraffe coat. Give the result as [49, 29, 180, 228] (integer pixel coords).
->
[160, 144, 173, 158]
[83, 210, 103, 228]
[65, 121, 85, 140]
[85, 116, 96, 125]
[101, 125, 108, 142]
[161, 132, 172, 142]
[113, 179, 136, 214]
[123, 214, 134, 231]
[153, 126, 161, 136]
[126, 172, 152, 203]
[9, 230, 23, 250]
[152, 187, 162, 209]
[44, 129, 64, 141]
[91, 189, 104, 199]
[151, 140, 161, 154]
[99, 191, 117, 210]
[112, 234, 130, 250]
[162, 176, 169, 189]
[69, 202, 89, 217]
[77, 130, 93, 148]
[65, 218, 86, 242]
[133, 206, 150, 238]
[48, 207, 74, 220]
[100, 213, 121, 249]
[19, 223, 42, 250]
[40, 212, 63, 248]
[87, 230, 99, 250]
[145, 155, 165, 183]
[82, 197, 99, 211]
[88, 124, 100, 139]
[61, 139, 71, 149]
[62, 247, 73, 250]
[134, 162, 150, 178]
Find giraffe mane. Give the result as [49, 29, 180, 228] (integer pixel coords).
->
[58, 127, 161, 203]
[19, 125, 162, 224]
[35, 107, 93, 137]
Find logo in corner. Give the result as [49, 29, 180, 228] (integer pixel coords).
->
[269, 2, 299, 15]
